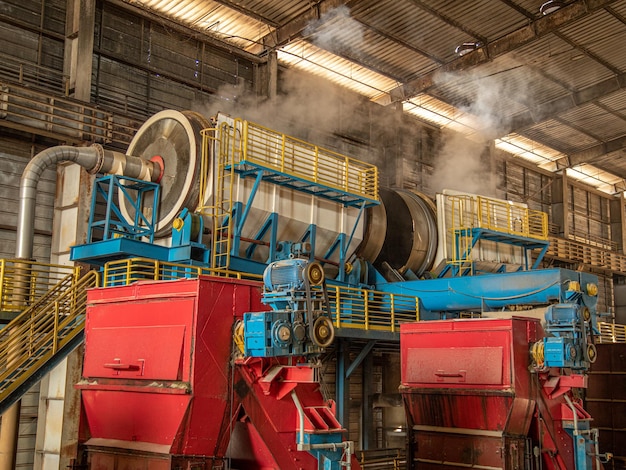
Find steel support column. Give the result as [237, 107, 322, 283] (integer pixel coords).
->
[64, 0, 96, 101]
[335, 339, 350, 427]
[361, 351, 375, 450]
[551, 172, 570, 239]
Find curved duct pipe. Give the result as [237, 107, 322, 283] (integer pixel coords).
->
[0, 144, 161, 470]
[16, 144, 162, 259]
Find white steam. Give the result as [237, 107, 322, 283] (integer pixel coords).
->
[303, 5, 364, 55]
[430, 61, 529, 196]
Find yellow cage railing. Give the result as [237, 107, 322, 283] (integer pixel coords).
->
[102, 258, 262, 286]
[102, 259, 418, 334]
[220, 118, 379, 201]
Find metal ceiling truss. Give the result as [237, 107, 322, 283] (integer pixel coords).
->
[507, 72, 626, 133]
[384, 0, 620, 102]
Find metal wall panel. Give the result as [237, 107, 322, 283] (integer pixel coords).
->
[587, 343, 626, 470]
[597, 273, 614, 316]
[15, 384, 40, 470]
[0, 0, 65, 70]
[500, 158, 553, 216]
[0, 134, 55, 261]
[92, 2, 254, 118]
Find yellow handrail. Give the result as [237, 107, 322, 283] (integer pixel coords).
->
[0, 259, 79, 313]
[447, 195, 548, 274]
[103, 258, 262, 286]
[327, 285, 419, 332]
[597, 321, 626, 343]
[0, 270, 99, 405]
[102, 259, 418, 335]
[448, 195, 548, 241]
[215, 118, 379, 201]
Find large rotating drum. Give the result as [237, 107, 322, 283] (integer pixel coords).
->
[119, 110, 212, 237]
[117, 110, 439, 277]
[357, 188, 438, 277]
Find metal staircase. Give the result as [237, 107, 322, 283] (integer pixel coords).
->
[0, 266, 98, 415]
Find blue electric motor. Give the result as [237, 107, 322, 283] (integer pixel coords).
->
[244, 257, 334, 357]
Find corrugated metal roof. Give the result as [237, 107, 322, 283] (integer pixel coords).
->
[302, 12, 422, 80]
[560, 9, 626, 72]
[353, 0, 467, 62]
[126, 0, 626, 193]
[511, 34, 616, 92]
[278, 39, 398, 99]
[422, 0, 530, 41]
[559, 103, 626, 141]
[522, 119, 600, 153]
[130, 0, 273, 48]
[599, 88, 626, 115]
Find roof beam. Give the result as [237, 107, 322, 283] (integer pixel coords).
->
[565, 135, 626, 167]
[208, 0, 279, 27]
[107, 0, 263, 63]
[246, 0, 351, 54]
[384, 0, 618, 103]
[405, 0, 488, 45]
[506, 72, 626, 133]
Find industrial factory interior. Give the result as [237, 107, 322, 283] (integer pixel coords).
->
[2, 0, 626, 468]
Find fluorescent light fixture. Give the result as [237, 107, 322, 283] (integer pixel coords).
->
[540, 1, 566, 15]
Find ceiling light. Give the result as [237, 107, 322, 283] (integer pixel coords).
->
[540, 1, 566, 15]
[454, 42, 481, 57]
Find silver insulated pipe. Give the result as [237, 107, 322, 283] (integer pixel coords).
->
[16, 144, 161, 259]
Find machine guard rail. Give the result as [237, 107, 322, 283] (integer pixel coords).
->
[597, 321, 626, 343]
[0, 270, 99, 414]
[327, 285, 419, 332]
[0, 259, 80, 315]
[102, 257, 262, 286]
[208, 118, 379, 203]
[359, 448, 406, 470]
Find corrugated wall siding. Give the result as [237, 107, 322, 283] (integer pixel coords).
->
[0, 0, 65, 70]
[92, 2, 255, 119]
[0, 134, 55, 261]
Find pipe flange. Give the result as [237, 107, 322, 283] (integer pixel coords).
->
[88, 143, 105, 175]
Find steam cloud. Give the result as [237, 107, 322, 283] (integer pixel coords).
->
[197, 6, 527, 199]
[429, 61, 529, 196]
[304, 5, 365, 55]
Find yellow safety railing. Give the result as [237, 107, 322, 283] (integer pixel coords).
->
[0, 259, 80, 313]
[0, 270, 99, 406]
[198, 118, 379, 270]
[597, 321, 626, 343]
[448, 195, 548, 241]
[102, 259, 416, 335]
[221, 119, 379, 200]
[102, 258, 262, 286]
[327, 285, 419, 332]
[447, 195, 548, 275]
[199, 123, 237, 269]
